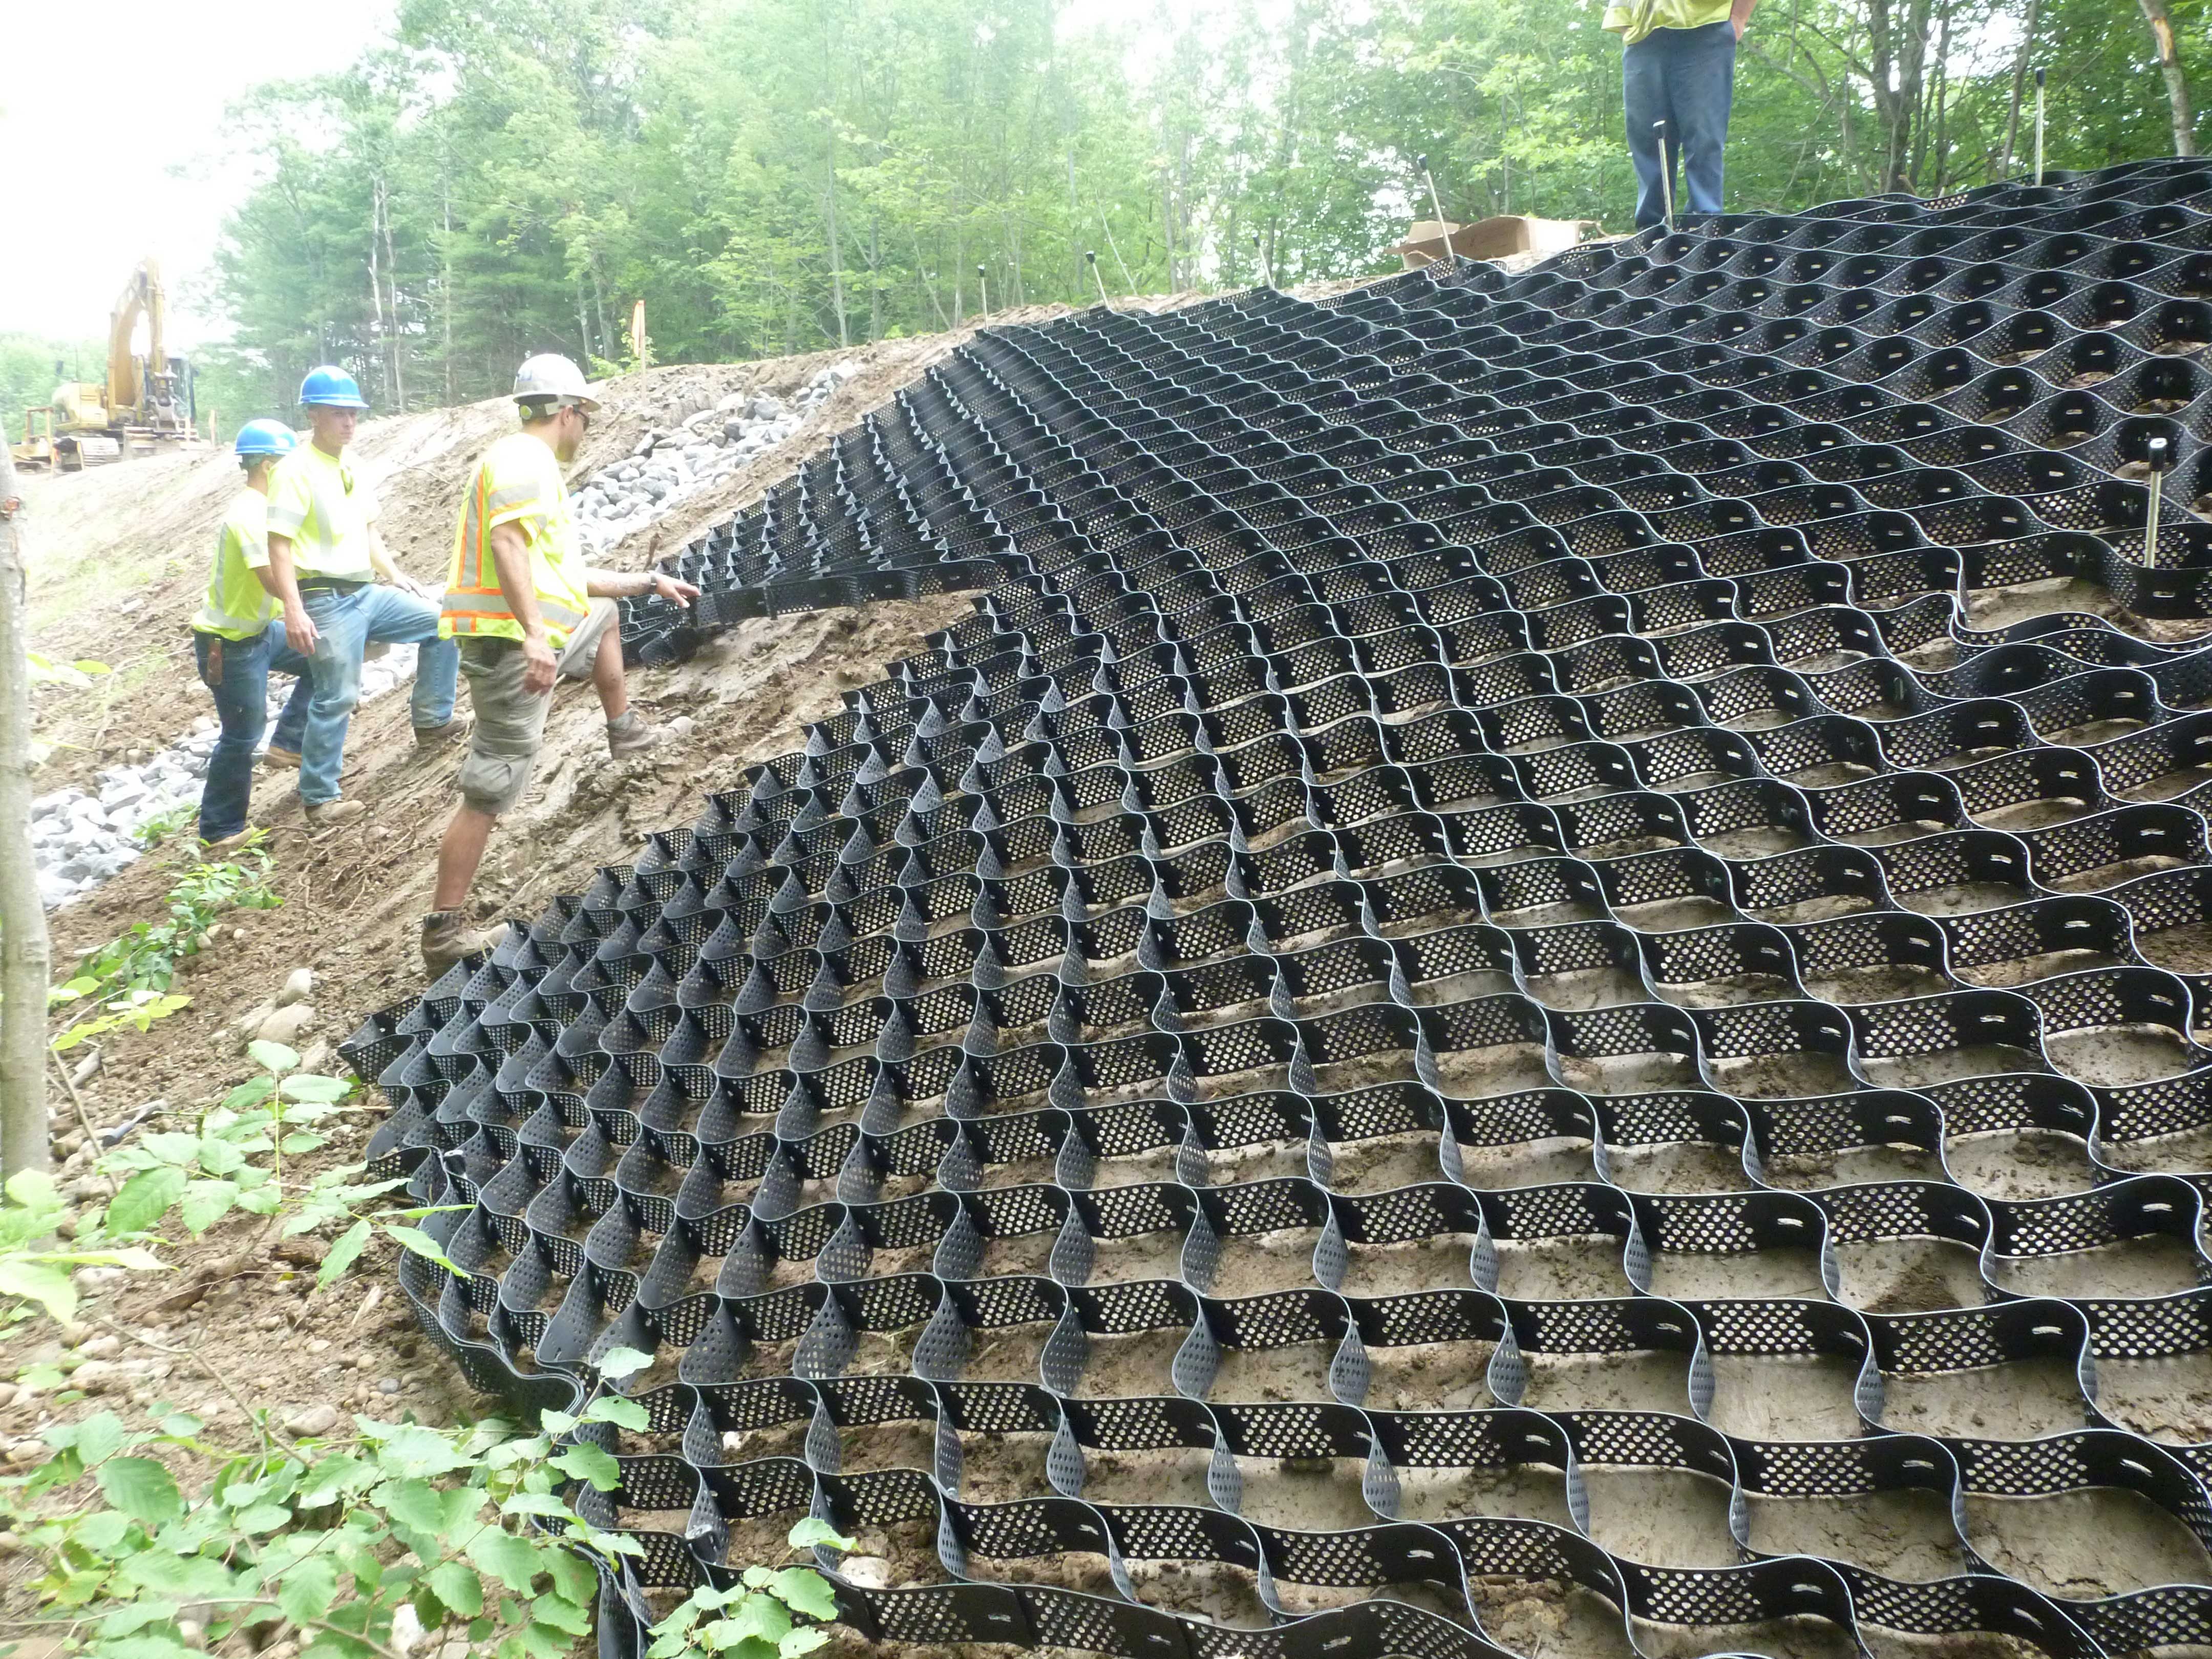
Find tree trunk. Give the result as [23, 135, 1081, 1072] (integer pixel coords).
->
[379, 176, 406, 409]
[867, 212, 883, 343]
[0, 449, 51, 1181]
[1067, 142, 1083, 295]
[911, 224, 950, 329]
[440, 151, 456, 408]
[367, 180, 391, 405]
[2001, 0, 2043, 176]
[2141, 0, 2198, 156]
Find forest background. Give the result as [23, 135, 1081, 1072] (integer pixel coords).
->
[4, 0, 2204, 432]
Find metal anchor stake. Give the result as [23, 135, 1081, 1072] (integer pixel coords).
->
[2146, 434, 2172, 566]
[2034, 68, 2047, 186]
[1417, 152, 1452, 266]
[1654, 119, 1675, 235]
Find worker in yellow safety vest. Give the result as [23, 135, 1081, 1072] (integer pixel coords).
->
[420, 353, 698, 975]
[262, 365, 465, 830]
[189, 418, 316, 851]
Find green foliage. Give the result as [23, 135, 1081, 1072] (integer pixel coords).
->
[201, 0, 2212, 416]
[73, 839, 280, 1000]
[38, 840, 277, 1055]
[0, 1044, 429, 1326]
[644, 1519, 854, 1659]
[0, 1155, 843, 1658]
[90, 1039, 413, 1249]
[1, 1399, 644, 1659]
[45, 988, 193, 1055]
[203, 0, 2212, 418]
[0, 332, 107, 443]
[131, 804, 198, 849]
[0, 1044, 850, 1659]
[24, 655, 114, 689]
[0, 1169, 163, 1326]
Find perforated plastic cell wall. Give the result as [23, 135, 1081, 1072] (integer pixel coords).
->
[350, 157, 2212, 1659]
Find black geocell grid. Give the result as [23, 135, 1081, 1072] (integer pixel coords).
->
[345, 156, 2212, 1659]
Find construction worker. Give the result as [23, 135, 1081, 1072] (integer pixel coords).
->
[1608, 0, 1757, 228]
[190, 419, 315, 851]
[263, 365, 464, 827]
[420, 353, 699, 974]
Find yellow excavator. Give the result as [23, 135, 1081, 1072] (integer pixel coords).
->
[11, 260, 195, 472]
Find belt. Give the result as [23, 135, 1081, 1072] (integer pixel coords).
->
[297, 578, 369, 595]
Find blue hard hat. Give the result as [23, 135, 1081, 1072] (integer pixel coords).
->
[298, 365, 368, 409]
[233, 418, 297, 458]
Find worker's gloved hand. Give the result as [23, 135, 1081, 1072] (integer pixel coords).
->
[521, 633, 558, 697]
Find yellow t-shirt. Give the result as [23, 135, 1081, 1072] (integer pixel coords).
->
[1604, 0, 1732, 44]
[438, 432, 590, 649]
[191, 490, 276, 641]
[263, 442, 380, 582]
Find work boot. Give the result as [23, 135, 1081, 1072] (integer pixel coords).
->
[303, 799, 366, 830]
[607, 710, 662, 758]
[414, 716, 469, 751]
[422, 911, 510, 978]
[262, 745, 302, 770]
[200, 827, 259, 857]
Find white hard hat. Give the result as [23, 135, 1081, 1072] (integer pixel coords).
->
[513, 353, 602, 412]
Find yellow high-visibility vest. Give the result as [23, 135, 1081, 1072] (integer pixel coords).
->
[439, 432, 590, 648]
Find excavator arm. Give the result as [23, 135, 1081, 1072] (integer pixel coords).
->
[104, 261, 164, 423]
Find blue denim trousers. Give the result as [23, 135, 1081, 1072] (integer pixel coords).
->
[287, 585, 460, 807]
[1623, 20, 1737, 229]
[193, 624, 311, 842]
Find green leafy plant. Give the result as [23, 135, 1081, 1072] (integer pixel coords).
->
[46, 985, 193, 1054]
[91, 1040, 449, 1269]
[130, 803, 198, 849]
[75, 841, 280, 998]
[24, 654, 113, 688]
[0, 1169, 164, 1326]
[0, 1171, 853, 1659]
[646, 1517, 853, 1659]
[3, 1391, 644, 1659]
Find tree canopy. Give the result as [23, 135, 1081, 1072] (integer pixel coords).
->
[187, 0, 2212, 429]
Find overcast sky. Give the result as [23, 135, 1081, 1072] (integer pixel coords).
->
[2, 0, 396, 348]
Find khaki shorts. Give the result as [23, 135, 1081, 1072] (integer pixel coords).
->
[454, 596, 618, 815]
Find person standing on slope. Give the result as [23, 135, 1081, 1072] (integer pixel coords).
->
[189, 419, 316, 851]
[261, 365, 465, 828]
[1607, 0, 1757, 229]
[420, 353, 698, 975]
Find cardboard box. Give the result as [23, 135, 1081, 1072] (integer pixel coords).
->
[1393, 216, 1597, 268]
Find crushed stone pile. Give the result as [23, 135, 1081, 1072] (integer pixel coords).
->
[33, 645, 419, 908]
[334, 155, 2212, 1659]
[571, 363, 861, 548]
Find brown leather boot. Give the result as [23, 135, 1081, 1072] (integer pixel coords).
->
[421, 911, 509, 977]
[607, 711, 663, 758]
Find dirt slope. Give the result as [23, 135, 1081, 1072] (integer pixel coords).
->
[0, 284, 1335, 1655]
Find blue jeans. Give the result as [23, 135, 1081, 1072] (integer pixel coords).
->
[1623, 21, 1736, 229]
[287, 585, 460, 807]
[193, 625, 311, 842]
